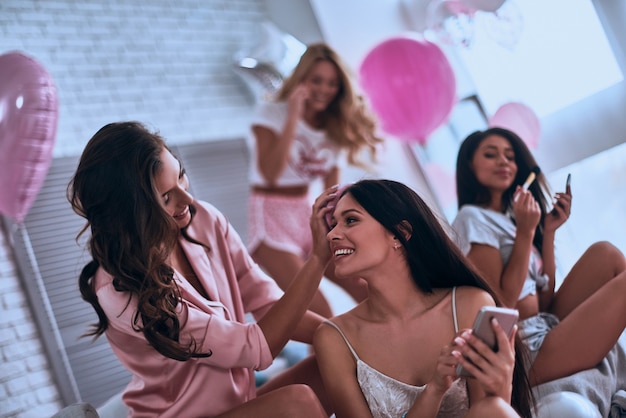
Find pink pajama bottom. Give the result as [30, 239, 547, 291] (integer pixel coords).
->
[247, 192, 313, 259]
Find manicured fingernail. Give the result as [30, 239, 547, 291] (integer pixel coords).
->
[454, 337, 465, 346]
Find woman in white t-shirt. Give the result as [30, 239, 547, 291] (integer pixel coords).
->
[451, 127, 626, 390]
[247, 43, 383, 317]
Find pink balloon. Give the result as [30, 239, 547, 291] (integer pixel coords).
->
[488, 102, 540, 149]
[359, 35, 457, 145]
[0, 51, 58, 223]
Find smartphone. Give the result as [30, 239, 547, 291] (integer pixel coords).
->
[551, 173, 571, 215]
[456, 306, 519, 377]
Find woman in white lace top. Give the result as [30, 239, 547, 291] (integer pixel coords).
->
[313, 180, 534, 418]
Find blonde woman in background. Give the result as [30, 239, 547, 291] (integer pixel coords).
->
[247, 43, 383, 317]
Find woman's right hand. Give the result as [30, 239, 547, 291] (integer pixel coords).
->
[511, 186, 541, 235]
[287, 83, 309, 119]
[455, 320, 516, 403]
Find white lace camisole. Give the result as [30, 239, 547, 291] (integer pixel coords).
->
[323, 287, 470, 418]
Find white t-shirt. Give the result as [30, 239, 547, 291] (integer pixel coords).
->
[452, 205, 548, 300]
[248, 101, 341, 187]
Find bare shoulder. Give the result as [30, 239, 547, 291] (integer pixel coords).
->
[453, 286, 496, 330]
[313, 311, 362, 371]
[313, 321, 336, 349]
[314, 310, 356, 346]
[315, 304, 370, 345]
[454, 286, 495, 305]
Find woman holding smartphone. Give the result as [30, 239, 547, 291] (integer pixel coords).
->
[314, 179, 534, 418]
[451, 127, 626, 391]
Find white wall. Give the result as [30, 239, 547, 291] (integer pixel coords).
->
[0, 223, 60, 417]
[1, 0, 267, 159]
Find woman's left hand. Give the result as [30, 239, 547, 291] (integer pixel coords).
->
[544, 191, 572, 232]
[434, 342, 462, 392]
[454, 319, 516, 402]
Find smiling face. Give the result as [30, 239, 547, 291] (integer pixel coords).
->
[327, 193, 396, 279]
[303, 60, 341, 113]
[471, 134, 518, 195]
[154, 148, 194, 229]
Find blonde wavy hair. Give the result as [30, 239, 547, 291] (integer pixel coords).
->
[275, 43, 383, 168]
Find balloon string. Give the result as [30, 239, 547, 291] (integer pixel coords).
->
[1, 216, 19, 248]
[1, 216, 82, 401]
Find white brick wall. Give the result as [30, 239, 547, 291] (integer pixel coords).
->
[0, 0, 270, 416]
[1, 0, 267, 157]
[0, 227, 61, 418]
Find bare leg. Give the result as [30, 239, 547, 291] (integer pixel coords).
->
[216, 384, 327, 418]
[252, 243, 333, 317]
[257, 355, 332, 416]
[549, 241, 626, 319]
[465, 397, 520, 418]
[530, 270, 626, 385]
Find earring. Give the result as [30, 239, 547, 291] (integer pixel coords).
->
[393, 242, 400, 250]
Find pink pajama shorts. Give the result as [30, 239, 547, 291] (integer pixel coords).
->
[247, 192, 313, 258]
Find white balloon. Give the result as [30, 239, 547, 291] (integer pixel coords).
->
[462, 0, 505, 12]
[425, 0, 475, 48]
[482, 0, 524, 51]
[535, 392, 602, 418]
[232, 22, 306, 101]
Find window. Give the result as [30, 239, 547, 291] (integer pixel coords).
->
[458, 0, 623, 118]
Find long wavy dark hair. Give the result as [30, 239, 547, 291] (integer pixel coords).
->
[456, 127, 551, 254]
[68, 121, 211, 361]
[343, 179, 534, 417]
